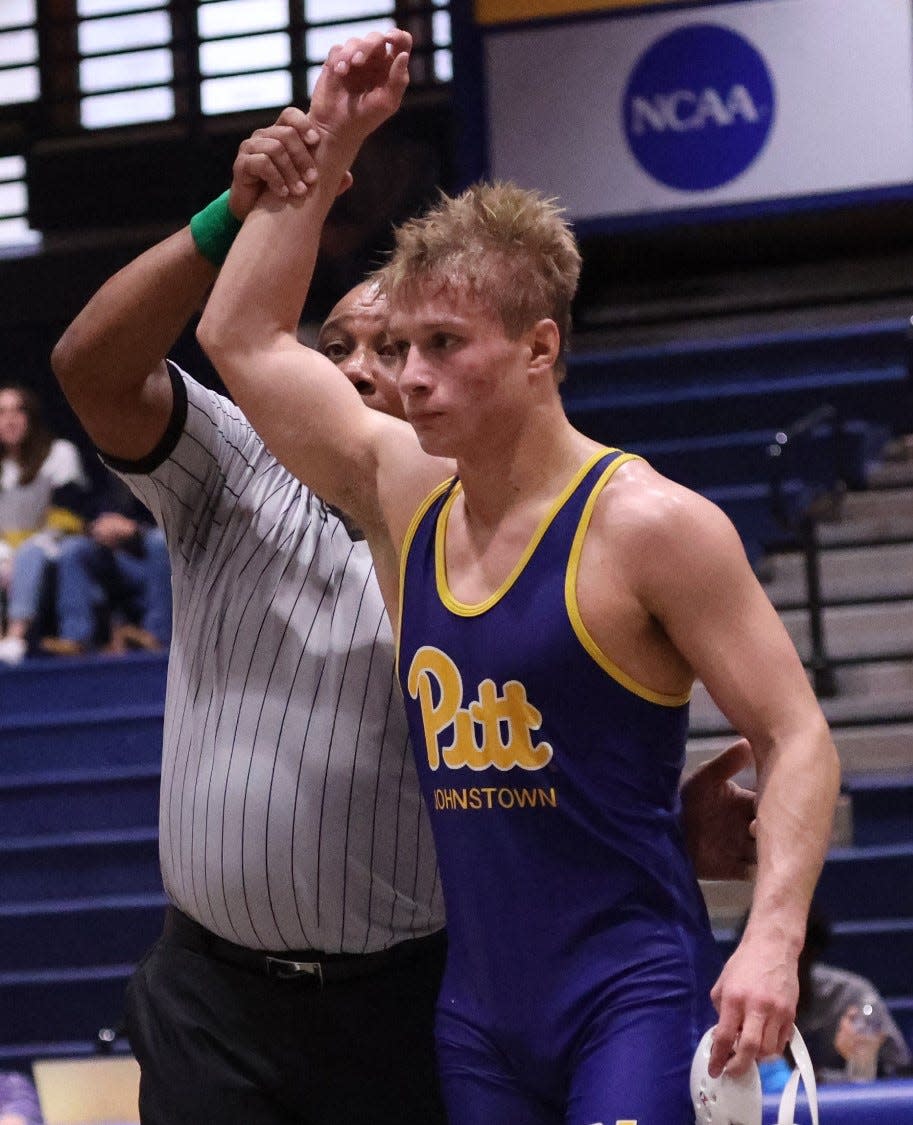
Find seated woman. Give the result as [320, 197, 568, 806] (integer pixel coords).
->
[50, 474, 172, 655]
[0, 383, 90, 665]
[798, 910, 912, 1083]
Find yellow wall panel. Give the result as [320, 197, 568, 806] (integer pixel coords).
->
[475, 0, 681, 25]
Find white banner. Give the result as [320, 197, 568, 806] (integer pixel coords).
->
[484, 0, 913, 221]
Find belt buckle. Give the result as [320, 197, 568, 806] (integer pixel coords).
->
[265, 956, 324, 984]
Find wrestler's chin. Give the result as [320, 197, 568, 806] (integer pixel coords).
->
[408, 414, 453, 458]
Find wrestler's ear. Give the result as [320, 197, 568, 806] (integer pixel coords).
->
[526, 318, 560, 377]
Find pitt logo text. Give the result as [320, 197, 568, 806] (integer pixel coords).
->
[406, 646, 554, 772]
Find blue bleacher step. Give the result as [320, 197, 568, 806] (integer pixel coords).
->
[631, 419, 882, 493]
[826, 919, 913, 997]
[763, 1081, 913, 1124]
[564, 366, 910, 444]
[700, 479, 806, 562]
[715, 918, 913, 996]
[0, 827, 162, 901]
[0, 651, 166, 718]
[566, 319, 909, 395]
[842, 772, 913, 846]
[0, 766, 160, 834]
[0, 705, 164, 774]
[0, 1037, 133, 1071]
[0, 963, 135, 1046]
[815, 843, 913, 920]
[0, 893, 166, 972]
[887, 995, 913, 1052]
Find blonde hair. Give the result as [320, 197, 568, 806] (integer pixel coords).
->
[378, 182, 581, 377]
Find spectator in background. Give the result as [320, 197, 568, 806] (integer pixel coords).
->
[46, 474, 171, 656]
[797, 909, 912, 1083]
[0, 383, 90, 665]
[0, 1070, 43, 1125]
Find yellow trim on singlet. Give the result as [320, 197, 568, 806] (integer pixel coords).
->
[435, 448, 613, 617]
[565, 454, 693, 708]
[395, 476, 458, 679]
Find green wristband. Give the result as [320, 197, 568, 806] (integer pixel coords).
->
[189, 189, 243, 266]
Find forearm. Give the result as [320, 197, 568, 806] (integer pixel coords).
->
[198, 138, 356, 370]
[748, 715, 840, 950]
[199, 31, 407, 371]
[197, 137, 379, 515]
[197, 31, 415, 517]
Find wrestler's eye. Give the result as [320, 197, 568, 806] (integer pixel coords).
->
[429, 333, 456, 351]
[377, 341, 400, 363]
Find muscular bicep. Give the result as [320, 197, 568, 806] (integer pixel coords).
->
[87, 362, 176, 460]
[55, 355, 175, 462]
[224, 340, 387, 516]
[639, 490, 820, 753]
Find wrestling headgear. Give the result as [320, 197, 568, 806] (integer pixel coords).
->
[690, 1025, 819, 1125]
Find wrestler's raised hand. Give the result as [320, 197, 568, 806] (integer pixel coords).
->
[308, 30, 412, 148]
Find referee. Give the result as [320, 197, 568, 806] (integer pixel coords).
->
[51, 109, 756, 1124]
[51, 118, 443, 1125]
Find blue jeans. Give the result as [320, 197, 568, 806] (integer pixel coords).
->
[6, 537, 56, 633]
[56, 528, 172, 646]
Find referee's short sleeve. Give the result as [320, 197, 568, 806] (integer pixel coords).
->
[102, 361, 268, 546]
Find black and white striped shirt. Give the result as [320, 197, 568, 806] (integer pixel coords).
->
[109, 364, 443, 953]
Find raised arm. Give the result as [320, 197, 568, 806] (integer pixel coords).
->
[196, 31, 447, 545]
[50, 112, 321, 458]
[631, 478, 840, 1077]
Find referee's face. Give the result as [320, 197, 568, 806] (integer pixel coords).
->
[317, 282, 406, 421]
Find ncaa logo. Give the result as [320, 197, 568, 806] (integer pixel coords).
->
[623, 23, 775, 191]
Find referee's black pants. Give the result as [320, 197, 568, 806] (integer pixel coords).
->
[123, 915, 448, 1125]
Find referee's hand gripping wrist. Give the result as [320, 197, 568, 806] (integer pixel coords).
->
[190, 107, 323, 265]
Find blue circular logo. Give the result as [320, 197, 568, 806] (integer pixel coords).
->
[623, 23, 775, 192]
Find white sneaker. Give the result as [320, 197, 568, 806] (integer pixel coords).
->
[0, 635, 27, 665]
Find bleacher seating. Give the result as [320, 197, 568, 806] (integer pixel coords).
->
[0, 653, 166, 1068]
[564, 318, 911, 437]
[564, 316, 910, 561]
[762, 1078, 913, 1124]
[694, 444, 913, 1072]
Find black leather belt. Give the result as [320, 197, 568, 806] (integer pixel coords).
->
[164, 907, 445, 985]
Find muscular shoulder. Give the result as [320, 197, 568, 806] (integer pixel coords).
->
[595, 457, 739, 551]
[588, 458, 749, 606]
